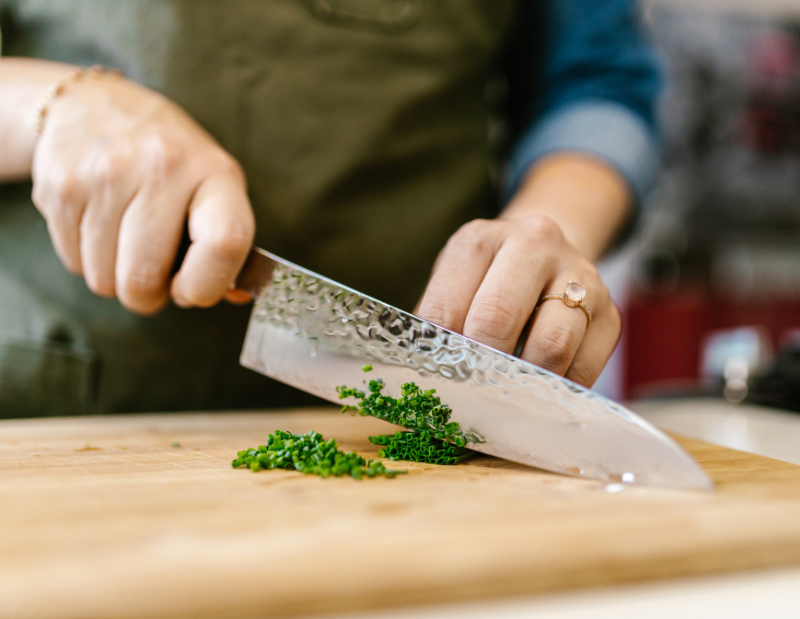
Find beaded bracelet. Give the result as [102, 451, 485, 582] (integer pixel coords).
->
[33, 64, 123, 138]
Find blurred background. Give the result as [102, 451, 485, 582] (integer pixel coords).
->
[598, 0, 800, 413]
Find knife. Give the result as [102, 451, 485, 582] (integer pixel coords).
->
[234, 247, 713, 490]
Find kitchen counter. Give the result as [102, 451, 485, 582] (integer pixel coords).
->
[635, 398, 800, 465]
[3, 403, 800, 618]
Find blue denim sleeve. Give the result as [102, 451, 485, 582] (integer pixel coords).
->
[506, 0, 661, 204]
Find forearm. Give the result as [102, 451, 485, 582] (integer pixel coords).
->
[501, 152, 632, 263]
[0, 58, 76, 182]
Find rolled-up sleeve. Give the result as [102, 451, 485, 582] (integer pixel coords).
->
[506, 0, 661, 204]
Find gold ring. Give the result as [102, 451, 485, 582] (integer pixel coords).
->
[535, 281, 592, 328]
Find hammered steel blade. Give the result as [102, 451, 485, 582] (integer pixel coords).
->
[237, 248, 713, 490]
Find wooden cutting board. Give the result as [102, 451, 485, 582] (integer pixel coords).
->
[3, 408, 800, 619]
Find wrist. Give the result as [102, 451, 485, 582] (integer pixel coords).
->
[501, 153, 632, 262]
[34, 65, 124, 140]
[0, 59, 79, 182]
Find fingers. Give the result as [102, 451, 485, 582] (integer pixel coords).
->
[416, 216, 620, 387]
[416, 220, 499, 332]
[170, 170, 255, 308]
[224, 289, 254, 305]
[461, 231, 554, 353]
[79, 150, 138, 297]
[521, 291, 588, 376]
[34, 141, 253, 315]
[115, 182, 188, 315]
[564, 302, 621, 387]
[418, 216, 564, 356]
[31, 164, 88, 275]
[521, 269, 616, 386]
[29, 75, 256, 314]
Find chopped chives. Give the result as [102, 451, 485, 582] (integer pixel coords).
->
[368, 431, 476, 465]
[337, 366, 480, 466]
[232, 429, 406, 480]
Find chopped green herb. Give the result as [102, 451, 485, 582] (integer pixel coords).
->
[337, 368, 480, 465]
[232, 430, 406, 480]
[362, 364, 372, 372]
[171, 442, 180, 448]
[369, 431, 476, 465]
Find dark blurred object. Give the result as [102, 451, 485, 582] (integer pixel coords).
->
[632, 248, 681, 296]
[749, 330, 800, 411]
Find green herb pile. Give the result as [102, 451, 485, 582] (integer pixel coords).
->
[369, 431, 475, 465]
[336, 365, 479, 465]
[232, 429, 406, 479]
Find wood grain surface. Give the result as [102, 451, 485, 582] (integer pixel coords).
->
[2, 407, 800, 619]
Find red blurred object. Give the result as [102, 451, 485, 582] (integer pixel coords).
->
[624, 288, 800, 398]
[742, 104, 795, 153]
[741, 30, 800, 153]
[752, 30, 799, 86]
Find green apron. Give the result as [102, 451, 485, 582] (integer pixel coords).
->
[0, 0, 514, 417]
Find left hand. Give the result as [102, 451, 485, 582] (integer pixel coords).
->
[416, 215, 621, 387]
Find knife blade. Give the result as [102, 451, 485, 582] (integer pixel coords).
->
[235, 247, 713, 490]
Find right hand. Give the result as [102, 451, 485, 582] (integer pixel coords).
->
[31, 72, 255, 315]
[417, 216, 621, 388]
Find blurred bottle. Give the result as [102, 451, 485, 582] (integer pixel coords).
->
[700, 326, 773, 403]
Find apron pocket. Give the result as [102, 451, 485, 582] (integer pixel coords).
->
[0, 332, 97, 418]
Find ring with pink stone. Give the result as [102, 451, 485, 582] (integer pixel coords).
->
[535, 281, 592, 329]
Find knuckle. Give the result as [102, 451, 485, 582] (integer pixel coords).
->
[518, 215, 563, 245]
[64, 261, 83, 276]
[54, 171, 82, 207]
[587, 270, 611, 308]
[142, 132, 184, 177]
[213, 152, 245, 181]
[119, 265, 165, 301]
[459, 218, 493, 236]
[189, 296, 217, 309]
[451, 219, 493, 247]
[48, 231, 82, 275]
[205, 221, 254, 262]
[31, 182, 46, 211]
[465, 296, 519, 345]
[83, 268, 115, 298]
[528, 324, 576, 369]
[179, 287, 222, 309]
[56, 247, 83, 276]
[92, 150, 128, 186]
[86, 278, 116, 298]
[441, 219, 498, 263]
[567, 363, 595, 388]
[123, 298, 167, 317]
